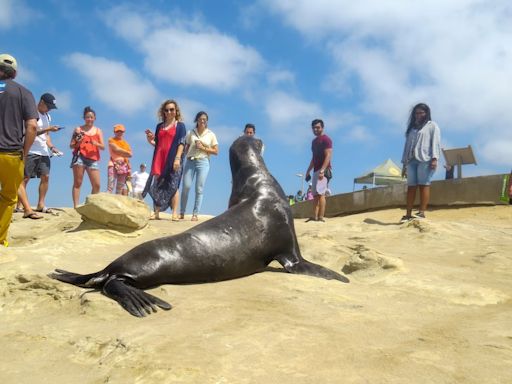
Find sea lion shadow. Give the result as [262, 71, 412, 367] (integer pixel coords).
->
[363, 218, 401, 226]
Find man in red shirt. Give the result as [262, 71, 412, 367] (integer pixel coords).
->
[305, 119, 332, 222]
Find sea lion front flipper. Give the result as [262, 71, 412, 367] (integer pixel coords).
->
[276, 256, 350, 283]
[102, 277, 172, 317]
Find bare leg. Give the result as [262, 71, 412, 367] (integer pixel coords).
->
[418, 185, 430, 213]
[37, 174, 49, 209]
[406, 186, 417, 216]
[312, 195, 320, 220]
[16, 177, 29, 210]
[72, 165, 85, 208]
[17, 182, 32, 213]
[318, 195, 326, 219]
[86, 168, 101, 194]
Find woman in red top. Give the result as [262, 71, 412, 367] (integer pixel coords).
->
[69, 106, 105, 208]
[143, 99, 186, 220]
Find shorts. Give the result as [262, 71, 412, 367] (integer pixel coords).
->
[312, 170, 328, 196]
[406, 159, 435, 186]
[24, 154, 50, 178]
[74, 155, 99, 170]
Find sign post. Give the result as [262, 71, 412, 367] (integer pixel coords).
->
[442, 146, 477, 179]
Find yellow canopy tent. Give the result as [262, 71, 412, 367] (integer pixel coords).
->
[353, 158, 406, 190]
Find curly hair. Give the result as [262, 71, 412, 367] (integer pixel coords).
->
[158, 99, 182, 122]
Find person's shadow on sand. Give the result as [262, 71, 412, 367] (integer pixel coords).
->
[363, 218, 401, 226]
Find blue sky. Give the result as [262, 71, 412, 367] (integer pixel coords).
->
[2, 0, 511, 215]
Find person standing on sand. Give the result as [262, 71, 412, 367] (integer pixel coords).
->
[304, 118, 332, 222]
[107, 124, 132, 196]
[131, 163, 149, 200]
[400, 103, 441, 222]
[70, 106, 105, 208]
[143, 99, 186, 221]
[16, 93, 62, 218]
[0, 53, 38, 247]
[179, 111, 218, 222]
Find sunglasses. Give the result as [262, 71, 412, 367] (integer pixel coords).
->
[164, 108, 176, 113]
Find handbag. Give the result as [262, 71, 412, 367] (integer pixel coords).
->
[113, 159, 130, 175]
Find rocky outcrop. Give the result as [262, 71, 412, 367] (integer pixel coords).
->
[76, 193, 151, 230]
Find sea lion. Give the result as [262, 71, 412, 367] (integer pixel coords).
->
[50, 136, 349, 317]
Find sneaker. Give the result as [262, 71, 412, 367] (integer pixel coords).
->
[414, 212, 426, 219]
[400, 215, 413, 223]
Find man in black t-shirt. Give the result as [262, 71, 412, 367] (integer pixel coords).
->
[0, 53, 39, 247]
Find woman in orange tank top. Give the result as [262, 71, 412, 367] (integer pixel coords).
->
[69, 106, 105, 208]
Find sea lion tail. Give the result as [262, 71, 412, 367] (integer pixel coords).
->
[48, 269, 108, 288]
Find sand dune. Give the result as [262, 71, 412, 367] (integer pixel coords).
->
[1, 206, 511, 383]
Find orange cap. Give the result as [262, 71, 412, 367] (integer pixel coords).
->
[113, 124, 125, 132]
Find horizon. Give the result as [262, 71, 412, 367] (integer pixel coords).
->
[2, 0, 511, 215]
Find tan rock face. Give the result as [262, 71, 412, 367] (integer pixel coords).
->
[76, 193, 151, 230]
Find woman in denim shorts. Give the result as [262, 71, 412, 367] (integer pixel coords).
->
[400, 103, 441, 222]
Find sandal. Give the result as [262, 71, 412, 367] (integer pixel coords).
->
[35, 207, 55, 214]
[23, 212, 43, 220]
[149, 213, 160, 220]
[172, 216, 180, 222]
[191, 215, 198, 222]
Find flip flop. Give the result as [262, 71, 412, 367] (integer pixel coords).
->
[23, 212, 43, 220]
[35, 207, 55, 214]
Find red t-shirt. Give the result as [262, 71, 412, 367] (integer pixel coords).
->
[151, 125, 177, 176]
[312, 134, 332, 171]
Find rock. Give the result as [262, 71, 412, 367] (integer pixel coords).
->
[76, 193, 151, 230]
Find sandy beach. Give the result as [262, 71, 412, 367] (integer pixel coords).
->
[1, 205, 511, 383]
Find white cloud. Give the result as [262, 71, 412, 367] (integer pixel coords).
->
[262, 0, 512, 166]
[103, 7, 264, 91]
[267, 69, 295, 86]
[0, 0, 38, 29]
[63, 53, 159, 115]
[480, 138, 512, 167]
[264, 91, 323, 144]
[345, 125, 375, 143]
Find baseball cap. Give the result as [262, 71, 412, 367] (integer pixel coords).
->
[41, 93, 57, 110]
[140, 163, 147, 167]
[113, 124, 125, 132]
[0, 54, 17, 71]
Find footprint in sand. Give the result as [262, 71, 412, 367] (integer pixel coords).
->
[0, 274, 78, 314]
[341, 243, 404, 281]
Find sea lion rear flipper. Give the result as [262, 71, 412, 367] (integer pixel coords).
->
[277, 256, 350, 283]
[49, 269, 103, 287]
[102, 277, 172, 317]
